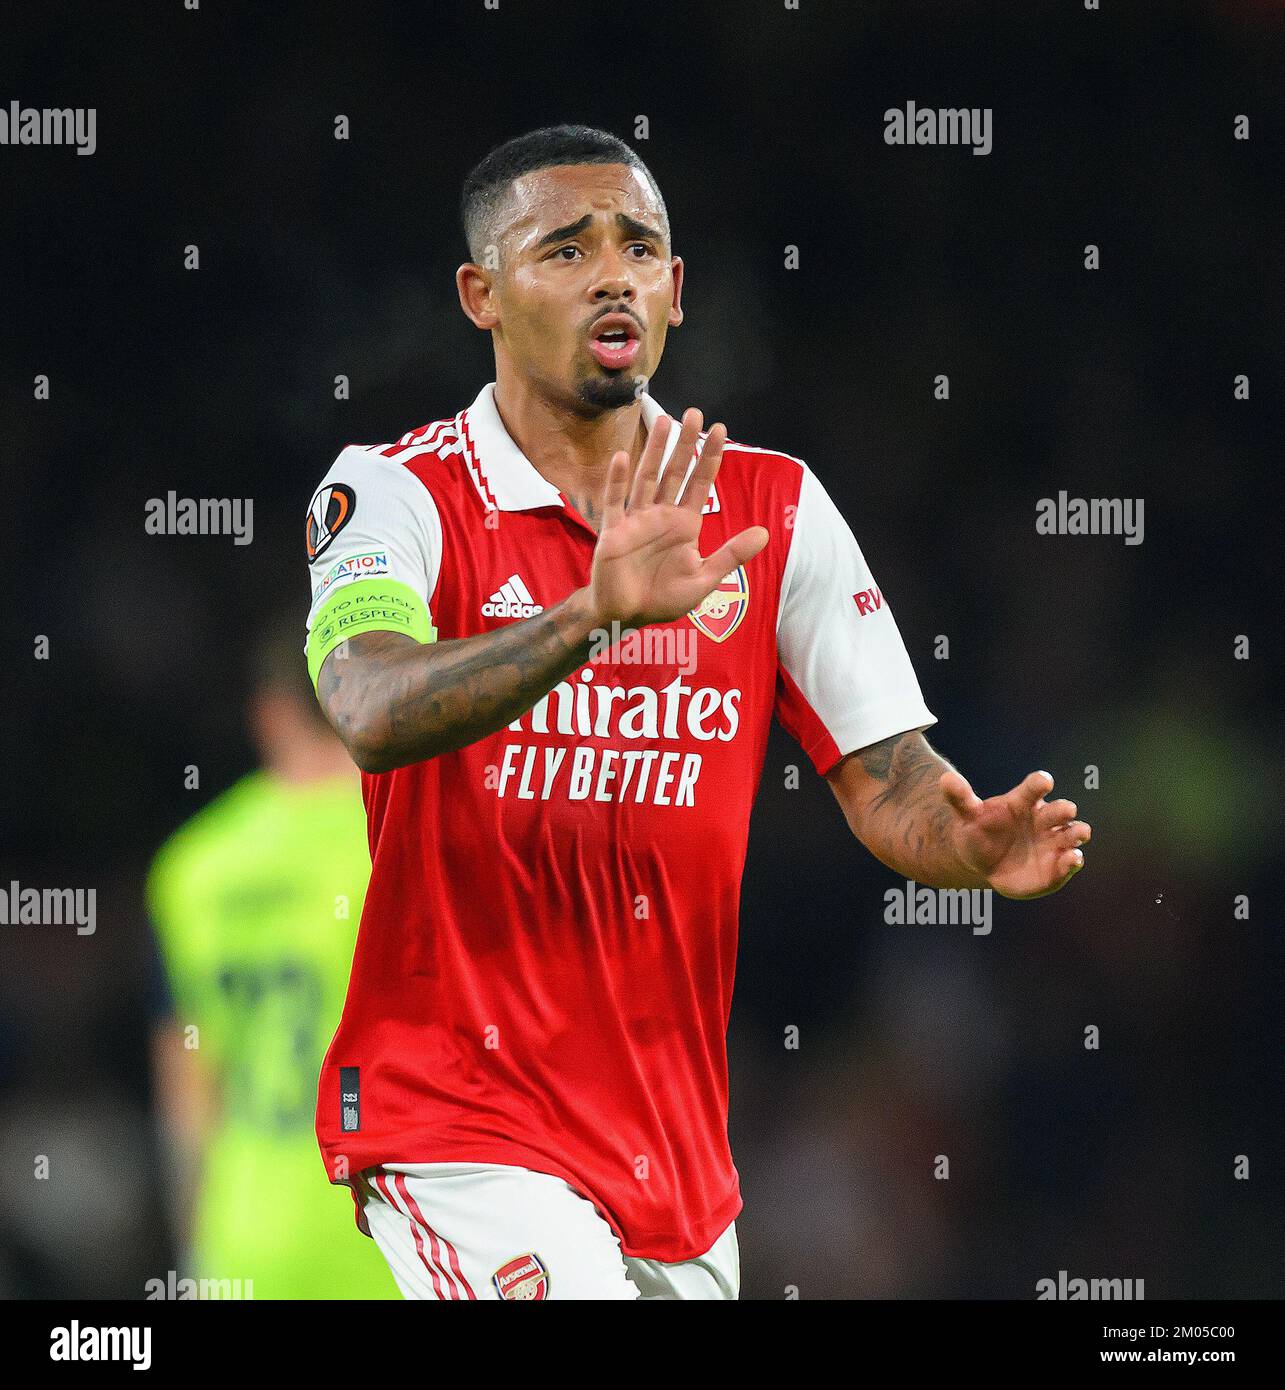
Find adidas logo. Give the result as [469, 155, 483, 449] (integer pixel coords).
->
[481, 573, 544, 619]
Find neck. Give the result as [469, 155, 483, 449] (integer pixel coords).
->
[492, 366, 648, 528]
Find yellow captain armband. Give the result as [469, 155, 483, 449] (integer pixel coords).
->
[307, 578, 437, 689]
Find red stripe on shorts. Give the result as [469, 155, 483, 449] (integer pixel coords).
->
[394, 1172, 477, 1300]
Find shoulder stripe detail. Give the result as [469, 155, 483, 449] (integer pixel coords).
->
[381, 417, 458, 458]
[458, 408, 500, 514]
[402, 418, 455, 450]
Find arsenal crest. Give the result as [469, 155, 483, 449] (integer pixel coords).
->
[687, 564, 749, 643]
[492, 1252, 549, 1301]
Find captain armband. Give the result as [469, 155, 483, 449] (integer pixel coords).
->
[307, 578, 437, 688]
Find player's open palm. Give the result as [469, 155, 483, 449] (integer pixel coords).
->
[941, 769, 1092, 900]
[590, 408, 769, 629]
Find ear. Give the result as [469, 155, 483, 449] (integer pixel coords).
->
[456, 262, 499, 331]
[667, 256, 685, 328]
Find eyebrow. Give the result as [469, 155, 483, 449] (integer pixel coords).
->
[617, 213, 665, 244]
[532, 211, 666, 252]
[533, 214, 593, 251]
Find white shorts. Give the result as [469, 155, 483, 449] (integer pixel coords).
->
[356, 1162, 739, 1301]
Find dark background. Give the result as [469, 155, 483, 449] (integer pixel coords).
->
[1, 0, 1280, 1298]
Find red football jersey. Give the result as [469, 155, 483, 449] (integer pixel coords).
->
[304, 383, 936, 1260]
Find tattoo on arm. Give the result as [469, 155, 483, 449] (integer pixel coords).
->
[317, 589, 600, 772]
[856, 730, 956, 864]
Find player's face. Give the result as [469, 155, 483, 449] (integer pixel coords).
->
[489, 164, 684, 414]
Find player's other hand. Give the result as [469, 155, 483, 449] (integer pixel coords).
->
[942, 769, 1091, 900]
[588, 408, 769, 630]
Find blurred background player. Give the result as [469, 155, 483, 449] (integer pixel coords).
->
[146, 622, 396, 1299]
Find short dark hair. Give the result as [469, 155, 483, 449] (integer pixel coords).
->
[460, 124, 667, 262]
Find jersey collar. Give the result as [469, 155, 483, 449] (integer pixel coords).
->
[461, 381, 690, 513]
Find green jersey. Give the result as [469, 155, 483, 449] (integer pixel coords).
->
[148, 770, 395, 1299]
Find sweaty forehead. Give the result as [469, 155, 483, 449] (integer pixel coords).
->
[499, 164, 663, 251]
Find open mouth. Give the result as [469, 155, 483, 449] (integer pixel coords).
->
[588, 316, 642, 370]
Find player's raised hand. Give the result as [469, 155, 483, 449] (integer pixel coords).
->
[589, 407, 769, 629]
[941, 769, 1091, 900]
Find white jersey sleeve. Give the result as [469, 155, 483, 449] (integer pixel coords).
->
[774, 462, 936, 775]
[304, 445, 443, 633]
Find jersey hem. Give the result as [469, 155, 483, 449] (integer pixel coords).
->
[323, 1137, 742, 1264]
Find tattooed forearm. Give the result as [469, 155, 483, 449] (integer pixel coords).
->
[317, 587, 602, 772]
[835, 730, 986, 888]
[860, 731, 944, 816]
